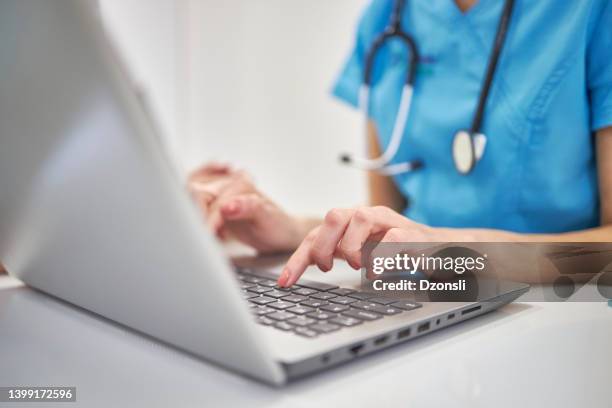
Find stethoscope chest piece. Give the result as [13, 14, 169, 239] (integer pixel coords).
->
[452, 130, 487, 175]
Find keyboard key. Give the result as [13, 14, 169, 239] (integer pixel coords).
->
[330, 288, 356, 296]
[293, 327, 318, 338]
[298, 280, 339, 291]
[242, 292, 259, 300]
[351, 301, 381, 311]
[282, 295, 308, 303]
[240, 282, 256, 290]
[287, 305, 315, 315]
[348, 292, 377, 300]
[292, 288, 319, 296]
[320, 304, 350, 313]
[247, 270, 278, 280]
[371, 305, 402, 315]
[390, 300, 422, 311]
[288, 316, 316, 326]
[250, 296, 276, 305]
[268, 301, 295, 310]
[258, 279, 279, 287]
[252, 306, 275, 316]
[309, 322, 341, 334]
[342, 309, 382, 321]
[307, 311, 337, 320]
[274, 322, 294, 331]
[268, 311, 296, 321]
[242, 275, 264, 284]
[300, 299, 329, 308]
[311, 292, 338, 301]
[265, 289, 291, 299]
[247, 286, 273, 295]
[370, 297, 398, 305]
[329, 296, 358, 305]
[257, 316, 274, 325]
[330, 316, 362, 327]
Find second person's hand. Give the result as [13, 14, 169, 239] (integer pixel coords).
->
[188, 162, 317, 254]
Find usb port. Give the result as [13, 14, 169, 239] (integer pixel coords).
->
[397, 328, 411, 339]
[374, 336, 388, 346]
[417, 321, 430, 333]
[349, 344, 364, 355]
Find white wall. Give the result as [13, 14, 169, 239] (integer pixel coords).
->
[98, 0, 186, 168]
[100, 0, 368, 216]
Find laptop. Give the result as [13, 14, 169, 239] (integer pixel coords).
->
[0, 0, 529, 385]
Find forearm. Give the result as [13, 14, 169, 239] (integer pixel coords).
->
[445, 225, 612, 242]
[435, 225, 612, 283]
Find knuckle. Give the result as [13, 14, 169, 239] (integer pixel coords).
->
[324, 208, 344, 227]
[340, 244, 361, 263]
[352, 207, 371, 224]
[385, 228, 404, 242]
[373, 205, 391, 216]
[310, 244, 329, 263]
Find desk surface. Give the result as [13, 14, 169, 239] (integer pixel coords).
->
[0, 263, 610, 408]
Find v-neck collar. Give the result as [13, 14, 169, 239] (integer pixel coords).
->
[415, 0, 492, 23]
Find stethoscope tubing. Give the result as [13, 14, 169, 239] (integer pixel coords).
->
[469, 0, 515, 135]
[351, 84, 414, 171]
[342, 0, 421, 175]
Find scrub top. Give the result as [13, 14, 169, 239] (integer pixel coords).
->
[333, 0, 612, 233]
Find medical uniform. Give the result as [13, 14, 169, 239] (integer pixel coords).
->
[333, 0, 612, 233]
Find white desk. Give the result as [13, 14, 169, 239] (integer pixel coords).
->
[0, 263, 610, 408]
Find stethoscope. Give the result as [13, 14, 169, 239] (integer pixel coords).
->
[340, 0, 515, 175]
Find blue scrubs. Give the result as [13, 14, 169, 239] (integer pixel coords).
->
[333, 0, 612, 233]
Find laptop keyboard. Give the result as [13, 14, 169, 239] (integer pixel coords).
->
[237, 269, 422, 339]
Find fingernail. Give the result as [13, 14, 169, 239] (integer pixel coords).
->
[224, 202, 239, 214]
[278, 269, 290, 287]
[317, 261, 332, 273]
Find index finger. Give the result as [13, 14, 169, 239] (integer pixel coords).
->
[278, 228, 319, 287]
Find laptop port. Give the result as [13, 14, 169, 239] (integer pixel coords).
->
[374, 336, 388, 346]
[461, 305, 482, 316]
[417, 321, 430, 333]
[397, 328, 411, 339]
[447, 313, 455, 320]
[349, 344, 364, 356]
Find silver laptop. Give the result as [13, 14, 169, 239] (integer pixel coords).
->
[0, 0, 528, 385]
